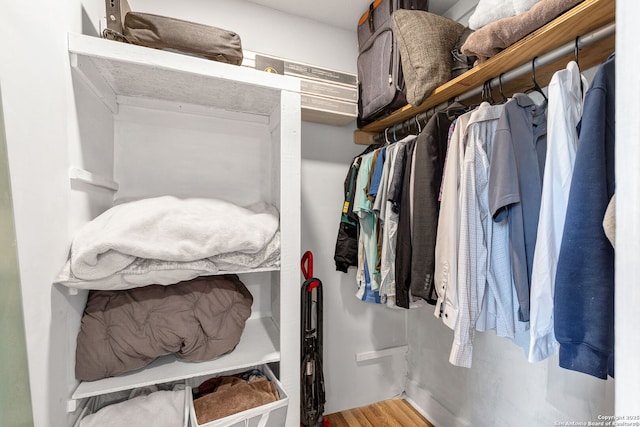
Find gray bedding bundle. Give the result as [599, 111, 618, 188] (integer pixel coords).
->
[76, 274, 253, 381]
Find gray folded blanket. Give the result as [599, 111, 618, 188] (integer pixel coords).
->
[76, 274, 253, 381]
[461, 0, 583, 62]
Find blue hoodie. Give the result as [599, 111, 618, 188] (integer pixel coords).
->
[554, 55, 615, 379]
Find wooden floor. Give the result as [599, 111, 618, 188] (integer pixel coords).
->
[324, 398, 434, 427]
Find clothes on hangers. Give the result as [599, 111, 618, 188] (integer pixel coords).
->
[395, 103, 468, 309]
[554, 54, 615, 380]
[378, 135, 416, 307]
[489, 93, 548, 323]
[528, 61, 588, 363]
[339, 55, 615, 380]
[394, 137, 418, 308]
[410, 106, 462, 306]
[334, 145, 378, 273]
[354, 151, 382, 299]
[450, 101, 523, 368]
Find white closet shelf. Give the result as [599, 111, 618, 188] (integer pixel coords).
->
[64, 267, 280, 296]
[71, 316, 280, 401]
[67, 33, 300, 115]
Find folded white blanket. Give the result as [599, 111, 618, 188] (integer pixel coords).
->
[56, 196, 280, 290]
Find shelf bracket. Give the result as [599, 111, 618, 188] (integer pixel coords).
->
[69, 51, 118, 114]
[69, 167, 119, 192]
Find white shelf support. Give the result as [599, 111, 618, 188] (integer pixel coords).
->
[355, 345, 409, 363]
[66, 399, 77, 413]
[69, 167, 119, 192]
[69, 52, 118, 114]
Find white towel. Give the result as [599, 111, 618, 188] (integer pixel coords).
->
[56, 196, 280, 290]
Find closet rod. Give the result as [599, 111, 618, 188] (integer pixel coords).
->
[454, 21, 615, 103]
[368, 22, 615, 145]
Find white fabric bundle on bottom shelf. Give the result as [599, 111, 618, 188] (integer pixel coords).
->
[79, 384, 188, 427]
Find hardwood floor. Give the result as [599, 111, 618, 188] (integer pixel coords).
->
[324, 398, 434, 427]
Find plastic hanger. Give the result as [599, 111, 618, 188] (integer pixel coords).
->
[415, 115, 422, 134]
[525, 57, 548, 102]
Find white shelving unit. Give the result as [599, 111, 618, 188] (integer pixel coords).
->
[66, 33, 301, 427]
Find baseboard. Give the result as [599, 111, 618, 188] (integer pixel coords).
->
[404, 380, 470, 427]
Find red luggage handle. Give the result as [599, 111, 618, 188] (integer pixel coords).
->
[301, 251, 313, 280]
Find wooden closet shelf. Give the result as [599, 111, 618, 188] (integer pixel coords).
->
[355, 0, 615, 142]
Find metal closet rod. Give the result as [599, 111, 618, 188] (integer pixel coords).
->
[374, 21, 616, 144]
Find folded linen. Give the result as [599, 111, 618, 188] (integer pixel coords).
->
[55, 196, 280, 290]
[461, 0, 583, 62]
[468, 0, 541, 30]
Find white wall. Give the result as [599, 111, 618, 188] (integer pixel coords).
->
[301, 122, 408, 413]
[1, 1, 107, 426]
[0, 88, 34, 427]
[407, 308, 614, 427]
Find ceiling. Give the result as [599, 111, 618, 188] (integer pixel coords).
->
[245, 0, 455, 31]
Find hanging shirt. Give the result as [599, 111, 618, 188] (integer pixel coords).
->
[528, 61, 588, 363]
[353, 151, 380, 298]
[364, 149, 382, 202]
[434, 110, 474, 329]
[377, 136, 416, 307]
[489, 93, 548, 323]
[410, 109, 459, 305]
[335, 145, 378, 273]
[450, 102, 513, 368]
[439, 119, 458, 202]
[554, 55, 615, 379]
[368, 147, 387, 200]
[395, 138, 418, 308]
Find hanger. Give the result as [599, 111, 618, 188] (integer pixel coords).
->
[415, 115, 422, 134]
[498, 73, 508, 103]
[393, 124, 398, 142]
[525, 57, 548, 102]
[384, 127, 392, 145]
[482, 79, 495, 104]
[575, 36, 585, 95]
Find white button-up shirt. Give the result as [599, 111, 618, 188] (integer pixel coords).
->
[528, 61, 588, 362]
[434, 111, 473, 329]
[449, 102, 510, 368]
